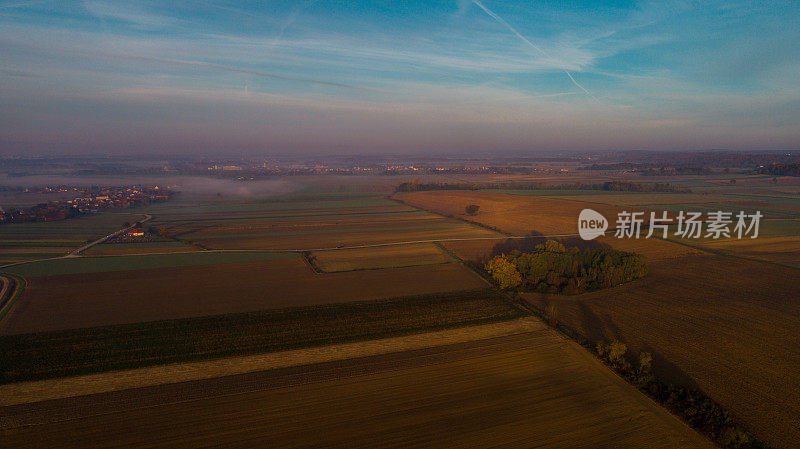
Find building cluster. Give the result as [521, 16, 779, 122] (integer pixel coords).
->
[0, 186, 171, 223]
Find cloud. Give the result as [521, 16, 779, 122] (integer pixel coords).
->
[82, 0, 178, 30]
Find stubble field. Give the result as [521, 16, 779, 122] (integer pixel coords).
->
[0, 328, 712, 448]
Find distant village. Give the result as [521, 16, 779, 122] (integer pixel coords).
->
[0, 185, 171, 223]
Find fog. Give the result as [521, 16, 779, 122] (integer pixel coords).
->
[0, 175, 297, 199]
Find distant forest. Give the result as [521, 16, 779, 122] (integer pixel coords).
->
[757, 163, 800, 177]
[396, 180, 691, 193]
[578, 163, 712, 176]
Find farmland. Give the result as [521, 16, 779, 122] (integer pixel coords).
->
[524, 255, 800, 448]
[310, 243, 452, 272]
[0, 290, 522, 383]
[0, 252, 487, 334]
[401, 188, 800, 448]
[1, 172, 798, 448]
[0, 213, 136, 265]
[0, 325, 712, 448]
[144, 194, 502, 251]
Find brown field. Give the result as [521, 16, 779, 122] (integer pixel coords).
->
[698, 235, 800, 268]
[398, 191, 709, 262]
[196, 225, 500, 250]
[441, 239, 500, 262]
[396, 190, 624, 235]
[524, 254, 800, 449]
[594, 235, 702, 261]
[159, 197, 505, 250]
[402, 191, 799, 447]
[312, 243, 453, 272]
[0, 329, 712, 448]
[0, 257, 487, 335]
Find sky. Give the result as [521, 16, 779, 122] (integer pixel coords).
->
[1, 0, 798, 155]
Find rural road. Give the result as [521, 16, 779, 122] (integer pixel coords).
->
[0, 275, 12, 311]
[67, 214, 152, 256]
[0, 227, 604, 270]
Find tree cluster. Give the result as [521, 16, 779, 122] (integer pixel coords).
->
[593, 340, 767, 449]
[484, 240, 647, 294]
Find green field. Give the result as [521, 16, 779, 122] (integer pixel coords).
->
[0, 213, 139, 265]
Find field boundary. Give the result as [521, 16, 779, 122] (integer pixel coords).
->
[304, 244, 458, 274]
[513, 294, 773, 449]
[662, 236, 800, 271]
[0, 289, 523, 384]
[0, 317, 545, 407]
[390, 194, 515, 236]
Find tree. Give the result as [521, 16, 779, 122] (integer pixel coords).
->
[465, 204, 480, 215]
[484, 256, 522, 289]
[638, 351, 653, 376]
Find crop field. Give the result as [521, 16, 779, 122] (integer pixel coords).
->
[399, 188, 799, 447]
[151, 194, 503, 250]
[524, 254, 800, 449]
[0, 213, 132, 265]
[396, 190, 624, 236]
[693, 235, 800, 268]
[311, 243, 453, 272]
[0, 253, 488, 334]
[0, 329, 712, 448]
[398, 191, 698, 260]
[0, 290, 521, 382]
[82, 240, 198, 256]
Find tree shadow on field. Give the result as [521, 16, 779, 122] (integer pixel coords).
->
[572, 301, 701, 389]
[490, 231, 609, 257]
[638, 342, 701, 389]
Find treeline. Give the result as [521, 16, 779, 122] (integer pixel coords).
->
[590, 340, 770, 449]
[484, 240, 647, 294]
[396, 180, 690, 193]
[757, 163, 800, 177]
[579, 163, 711, 175]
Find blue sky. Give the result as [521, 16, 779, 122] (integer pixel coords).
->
[1, 0, 798, 155]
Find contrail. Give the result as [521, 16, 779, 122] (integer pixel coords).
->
[472, 0, 598, 101]
[124, 55, 381, 92]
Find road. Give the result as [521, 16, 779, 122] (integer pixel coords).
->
[67, 214, 152, 256]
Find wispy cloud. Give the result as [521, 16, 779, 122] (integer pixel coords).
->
[124, 55, 381, 91]
[82, 0, 178, 30]
[471, 0, 598, 100]
[1, 0, 798, 154]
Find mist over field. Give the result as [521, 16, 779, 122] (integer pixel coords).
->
[0, 175, 296, 199]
